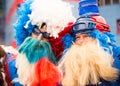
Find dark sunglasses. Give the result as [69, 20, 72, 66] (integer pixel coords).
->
[33, 26, 50, 38]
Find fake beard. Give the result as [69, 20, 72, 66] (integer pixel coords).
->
[58, 38, 118, 86]
[16, 54, 32, 85]
[16, 37, 61, 86]
[30, 58, 61, 86]
[16, 54, 61, 86]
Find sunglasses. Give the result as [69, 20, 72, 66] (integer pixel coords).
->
[33, 26, 50, 38]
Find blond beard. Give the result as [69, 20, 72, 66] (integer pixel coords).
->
[58, 37, 118, 86]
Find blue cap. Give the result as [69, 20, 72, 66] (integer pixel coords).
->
[79, 0, 99, 17]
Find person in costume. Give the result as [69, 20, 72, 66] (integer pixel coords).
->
[0, 45, 17, 86]
[1, 45, 21, 86]
[58, 0, 120, 86]
[14, 0, 75, 61]
[7, 0, 75, 85]
[0, 45, 7, 86]
[58, 16, 119, 86]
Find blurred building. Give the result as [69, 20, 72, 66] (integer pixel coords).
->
[0, 0, 5, 44]
[5, 0, 23, 45]
[98, 0, 120, 45]
[98, 0, 120, 6]
[5, 0, 120, 45]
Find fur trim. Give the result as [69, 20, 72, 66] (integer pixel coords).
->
[14, 0, 34, 46]
[49, 24, 73, 60]
[28, 0, 75, 37]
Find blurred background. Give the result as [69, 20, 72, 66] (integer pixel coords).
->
[0, 0, 120, 46]
[0, 0, 5, 44]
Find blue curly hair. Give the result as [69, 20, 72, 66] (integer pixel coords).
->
[14, 0, 35, 46]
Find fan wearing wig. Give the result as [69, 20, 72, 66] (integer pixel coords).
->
[8, 0, 75, 85]
[58, 16, 119, 86]
[14, 0, 75, 61]
[58, 0, 120, 86]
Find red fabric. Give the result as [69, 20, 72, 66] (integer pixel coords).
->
[49, 22, 73, 60]
[5, 0, 23, 25]
[10, 40, 17, 49]
[5, 62, 12, 86]
[91, 16, 110, 33]
[31, 57, 61, 86]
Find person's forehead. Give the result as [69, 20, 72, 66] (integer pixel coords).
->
[76, 33, 88, 36]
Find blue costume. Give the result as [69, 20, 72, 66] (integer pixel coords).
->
[62, 0, 120, 86]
